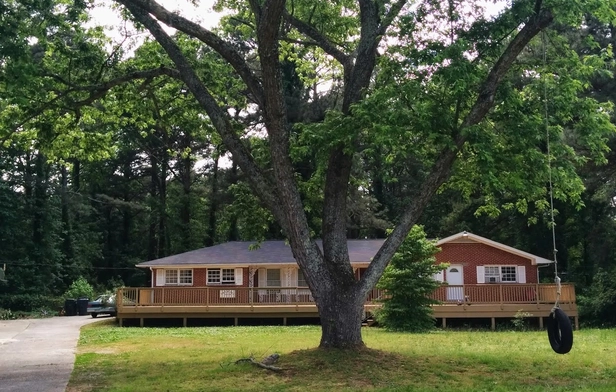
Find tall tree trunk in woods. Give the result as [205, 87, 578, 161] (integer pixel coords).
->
[158, 132, 169, 257]
[206, 154, 219, 246]
[122, 155, 133, 256]
[148, 155, 159, 260]
[32, 152, 47, 250]
[118, 0, 554, 348]
[178, 134, 193, 251]
[60, 165, 74, 266]
[71, 160, 80, 193]
[227, 160, 239, 242]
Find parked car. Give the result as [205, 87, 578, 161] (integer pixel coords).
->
[87, 295, 116, 318]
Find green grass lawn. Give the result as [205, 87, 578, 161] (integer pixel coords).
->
[68, 321, 616, 392]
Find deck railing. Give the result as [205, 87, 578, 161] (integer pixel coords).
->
[117, 283, 575, 309]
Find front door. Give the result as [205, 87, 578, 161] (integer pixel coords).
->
[446, 265, 464, 301]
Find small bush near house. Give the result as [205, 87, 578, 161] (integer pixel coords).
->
[511, 310, 534, 331]
[64, 277, 95, 300]
[375, 225, 447, 332]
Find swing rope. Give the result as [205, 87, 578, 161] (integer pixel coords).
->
[542, 30, 561, 310]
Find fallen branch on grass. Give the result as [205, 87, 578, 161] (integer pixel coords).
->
[235, 353, 282, 372]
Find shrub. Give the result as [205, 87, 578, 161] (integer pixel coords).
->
[0, 294, 64, 312]
[578, 267, 616, 327]
[511, 310, 534, 331]
[0, 308, 15, 320]
[375, 225, 448, 332]
[64, 277, 95, 300]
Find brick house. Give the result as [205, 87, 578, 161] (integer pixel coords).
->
[116, 232, 577, 328]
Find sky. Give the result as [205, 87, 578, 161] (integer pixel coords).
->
[88, 0, 224, 46]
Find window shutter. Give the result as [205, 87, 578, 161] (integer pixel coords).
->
[517, 266, 526, 283]
[235, 268, 244, 286]
[258, 268, 267, 287]
[156, 269, 165, 286]
[476, 266, 485, 284]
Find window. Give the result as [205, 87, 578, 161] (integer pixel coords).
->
[484, 266, 517, 283]
[207, 268, 235, 284]
[297, 269, 308, 287]
[267, 269, 281, 287]
[501, 266, 517, 282]
[179, 269, 192, 284]
[222, 268, 235, 283]
[165, 269, 192, 285]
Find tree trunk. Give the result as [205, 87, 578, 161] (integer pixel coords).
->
[179, 135, 193, 251]
[148, 155, 159, 260]
[316, 286, 365, 348]
[227, 160, 239, 241]
[206, 154, 219, 246]
[60, 165, 74, 262]
[158, 137, 168, 257]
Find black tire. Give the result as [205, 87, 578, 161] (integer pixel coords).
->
[547, 308, 573, 354]
[91, 313, 98, 318]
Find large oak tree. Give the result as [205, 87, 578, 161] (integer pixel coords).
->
[106, 0, 616, 348]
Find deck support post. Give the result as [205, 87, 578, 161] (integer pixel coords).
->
[140, 318, 144, 327]
[183, 317, 187, 327]
[575, 316, 579, 330]
[491, 317, 496, 331]
[442, 318, 447, 329]
[283, 317, 287, 326]
[539, 316, 544, 329]
[119, 318, 123, 327]
[234, 317, 238, 326]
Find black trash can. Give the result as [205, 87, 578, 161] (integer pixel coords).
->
[64, 299, 77, 316]
[77, 298, 89, 316]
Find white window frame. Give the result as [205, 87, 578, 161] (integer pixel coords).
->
[266, 269, 281, 287]
[164, 269, 193, 286]
[484, 265, 518, 283]
[297, 269, 308, 287]
[207, 268, 236, 285]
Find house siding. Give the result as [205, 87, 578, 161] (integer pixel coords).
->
[437, 243, 538, 283]
[153, 267, 250, 287]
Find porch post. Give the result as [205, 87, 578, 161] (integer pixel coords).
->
[249, 266, 257, 305]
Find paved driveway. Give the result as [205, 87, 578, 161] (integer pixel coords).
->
[0, 316, 102, 392]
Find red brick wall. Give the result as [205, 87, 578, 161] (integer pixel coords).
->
[436, 243, 537, 283]
[194, 269, 207, 286]
[152, 267, 249, 287]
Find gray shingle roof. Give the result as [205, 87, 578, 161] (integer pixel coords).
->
[136, 239, 386, 267]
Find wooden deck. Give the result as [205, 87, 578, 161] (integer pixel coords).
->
[116, 283, 578, 329]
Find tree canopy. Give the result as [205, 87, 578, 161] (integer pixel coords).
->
[2, 0, 616, 345]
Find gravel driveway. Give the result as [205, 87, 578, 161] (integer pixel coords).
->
[0, 316, 102, 392]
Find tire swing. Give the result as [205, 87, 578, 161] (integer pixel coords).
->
[541, 31, 573, 355]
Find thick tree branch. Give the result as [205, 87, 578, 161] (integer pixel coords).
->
[71, 67, 181, 106]
[358, 8, 555, 297]
[1, 67, 181, 145]
[282, 11, 351, 69]
[254, 0, 328, 290]
[321, 0, 385, 281]
[376, 0, 407, 37]
[115, 0, 265, 106]
[120, 2, 285, 229]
